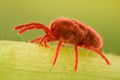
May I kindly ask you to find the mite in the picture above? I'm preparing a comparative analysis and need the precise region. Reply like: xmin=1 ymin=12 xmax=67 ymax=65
xmin=14 ymin=17 xmax=111 ymax=71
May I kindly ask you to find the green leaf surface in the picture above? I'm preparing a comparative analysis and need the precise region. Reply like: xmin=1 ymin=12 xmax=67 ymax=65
xmin=0 ymin=40 xmax=120 ymax=80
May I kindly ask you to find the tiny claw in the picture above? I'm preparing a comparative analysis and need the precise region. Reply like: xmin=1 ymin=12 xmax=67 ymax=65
xmin=29 ymin=37 xmax=42 ymax=43
xmin=14 ymin=25 xmax=25 ymax=30
xmin=44 ymin=41 xmax=49 ymax=48
xmin=74 ymin=67 xmax=77 ymax=72
xmin=52 ymin=61 xmax=56 ymax=66
xmin=39 ymin=43 xmax=43 ymax=47
xmin=29 ymin=41 xmax=34 ymax=43
xmin=29 ymin=39 xmax=38 ymax=43
xmin=45 ymin=45 xmax=49 ymax=48
xmin=17 ymin=32 xmax=21 ymax=35
xmin=13 ymin=28 xmax=16 ymax=31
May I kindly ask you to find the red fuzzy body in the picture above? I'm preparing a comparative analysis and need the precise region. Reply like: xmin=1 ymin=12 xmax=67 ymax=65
xmin=14 ymin=17 xmax=110 ymax=71
xmin=50 ymin=17 xmax=103 ymax=49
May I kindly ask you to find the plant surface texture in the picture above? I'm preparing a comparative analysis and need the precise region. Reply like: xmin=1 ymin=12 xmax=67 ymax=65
xmin=0 ymin=40 xmax=120 ymax=80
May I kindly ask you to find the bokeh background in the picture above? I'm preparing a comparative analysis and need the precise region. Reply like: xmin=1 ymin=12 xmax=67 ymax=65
xmin=0 ymin=0 xmax=120 ymax=54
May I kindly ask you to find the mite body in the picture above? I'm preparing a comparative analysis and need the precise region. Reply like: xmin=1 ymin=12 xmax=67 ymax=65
xmin=50 ymin=18 xmax=103 ymax=49
xmin=14 ymin=17 xmax=111 ymax=71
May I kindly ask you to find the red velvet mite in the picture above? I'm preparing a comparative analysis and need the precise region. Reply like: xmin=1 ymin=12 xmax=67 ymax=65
xmin=14 ymin=17 xmax=111 ymax=71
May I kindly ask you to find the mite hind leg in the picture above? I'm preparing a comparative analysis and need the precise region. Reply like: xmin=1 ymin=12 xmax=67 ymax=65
xmin=81 ymin=45 xmax=111 ymax=65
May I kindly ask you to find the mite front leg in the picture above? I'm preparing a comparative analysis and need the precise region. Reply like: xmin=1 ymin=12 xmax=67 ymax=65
xmin=38 ymin=35 xmax=48 ymax=46
xmin=29 ymin=37 xmax=42 ymax=43
xmin=30 ymin=36 xmax=46 ymax=47
xmin=52 ymin=41 xmax=62 ymax=65
xmin=43 ymin=38 xmax=49 ymax=47
xmin=14 ymin=23 xmax=51 ymax=34
xmin=42 ymin=35 xmax=57 ymax=47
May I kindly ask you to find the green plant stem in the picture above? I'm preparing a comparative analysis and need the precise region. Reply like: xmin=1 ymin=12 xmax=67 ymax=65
xmin=0 ymin=40 xmax=120 ymax=80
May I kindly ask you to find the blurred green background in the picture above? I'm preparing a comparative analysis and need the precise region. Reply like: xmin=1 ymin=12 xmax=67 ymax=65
xmin=0 ymin=0 xmax=120 ymax=54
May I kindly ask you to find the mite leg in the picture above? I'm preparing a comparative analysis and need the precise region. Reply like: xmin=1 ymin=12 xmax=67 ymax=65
xmin=14 ymin=23 xmax=51 ymax=35
xmin=44 ymin=40 xmax=49 ymax=47
xmin=38 ymin=34 xmax=52 ymax=47
xmin=17 ymin=27 xmax=35 ymax=34
xmin=43 ymin=35 xmax=58 ymax=47
xmin=74 ymin=44 xmax=79 ymax=71
xmin=30 ymin=34 xmax=56 ymax=47
xmin=93 ymin=49 xmax=111 ymax=65
xmin=29 ymin=35 xmax=47 ymax=47
xmin=43 ymin=37 xmax=49 ymax=47
xmin=29 ymin=37 xmax=42 ymax=43
xmin=83 ymin=46 xmax=111 ymax=65
xmin=52 ymin=41 xmax=62 ymax=65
